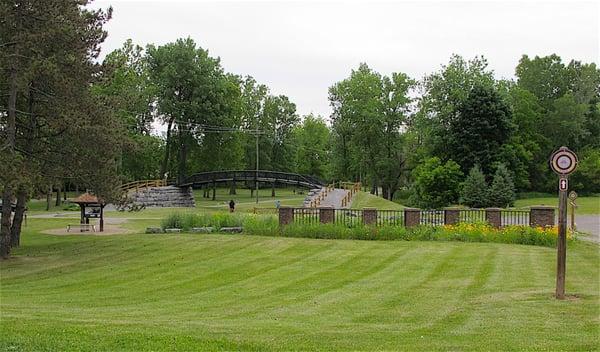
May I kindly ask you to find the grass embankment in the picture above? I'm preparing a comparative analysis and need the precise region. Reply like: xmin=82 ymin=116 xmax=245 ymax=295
xmin=351 ymin=191 xmax=405 ymax=210
xmin=1 ymin=218 xmax=598 ymax=351
xmin=514 ymin=196 xmax=600 ymax=214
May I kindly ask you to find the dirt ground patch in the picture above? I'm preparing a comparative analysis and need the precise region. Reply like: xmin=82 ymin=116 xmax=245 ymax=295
xmin=43 ymin=223 xmax=133 ymax=236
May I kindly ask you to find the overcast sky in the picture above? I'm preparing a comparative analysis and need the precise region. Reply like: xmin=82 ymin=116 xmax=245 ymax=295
xmin=92 ymin=0 xmax=599 ymax=120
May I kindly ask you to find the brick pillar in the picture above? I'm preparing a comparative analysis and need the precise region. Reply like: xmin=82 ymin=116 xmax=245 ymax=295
xmin=363 ymin=208 xmax=377 ymax=225
xmin=404 ymin=208 xmax=421 ymax=227
xmin=485 ymin=208 xmax=502 ymax=228
xmin=279 ymin=207 xmax=293 ymax=226
xmin=444 ymin=208 xmax=460 ymax=225
xmin=530 ymin=206 xmax=555 ymax=227
xmin=319 ymin=207 xmax=335 ymax=224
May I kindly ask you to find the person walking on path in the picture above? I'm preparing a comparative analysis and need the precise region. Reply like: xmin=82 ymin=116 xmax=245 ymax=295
xmin=229 ymin=200 xmax=235 ymax=213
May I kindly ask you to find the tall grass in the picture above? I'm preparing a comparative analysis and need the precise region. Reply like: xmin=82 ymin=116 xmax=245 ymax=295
xmin=160 ymin=212 xmax=566 ymax=247
xmin=161 ymin=212 xmax=243 ymax=231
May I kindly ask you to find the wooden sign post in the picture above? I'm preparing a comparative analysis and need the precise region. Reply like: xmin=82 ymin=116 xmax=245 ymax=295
xmin=549 ymin=146 xmax=578 ymax=299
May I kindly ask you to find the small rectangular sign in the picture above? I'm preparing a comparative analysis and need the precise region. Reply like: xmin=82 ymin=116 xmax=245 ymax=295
xmin=559 ymin=177 xmax=568 ymax=191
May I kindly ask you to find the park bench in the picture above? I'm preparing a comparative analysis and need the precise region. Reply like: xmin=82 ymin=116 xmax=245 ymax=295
xmin=67 ymin=224 xmax=96 ymax=232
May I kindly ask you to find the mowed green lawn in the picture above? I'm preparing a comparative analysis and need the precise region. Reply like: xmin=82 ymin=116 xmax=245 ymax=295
xmin=1 ymin=219 xmax=598 ymax=351
xmin=514 ymin=196 xmax=600 ymax=215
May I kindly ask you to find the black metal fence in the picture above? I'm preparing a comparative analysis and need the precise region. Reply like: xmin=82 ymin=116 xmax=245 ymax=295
xmin=293 ymin=208 xmax=319 ymax=225
xmin=377 ymin=210 xmax=404 ymax=226
xmin=335 ymin=209 xmax=363 ymax=227
xmin=284 ymin=207 xmax=552 ymax=229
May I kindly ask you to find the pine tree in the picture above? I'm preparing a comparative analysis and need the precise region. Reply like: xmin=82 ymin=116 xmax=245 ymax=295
xmin=488 ymin=163 xmax=516 ymax=208
xmin=460 ymin=165 xmax=489 ymax=208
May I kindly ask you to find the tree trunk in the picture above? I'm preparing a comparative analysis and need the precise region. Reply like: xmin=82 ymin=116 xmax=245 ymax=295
xmin=46 ymin=185 xmax=52 ymax=211
xmin=11 ymin=84 xmax=36 ymax=248
xmin=211 ymin=181 xmax=216 ymax=201
xmin=177 ymin=128 xmax=187 ymax=185
xmin=382 ymin=186 xmax=390 ymax=200
xmin=63 ymin=182 xmax=67 ymax=201
xmin=160 ymin=117 xmax=174 ymax=179
xmin=388 ymin=188 xmax=396 ymax=201
xmin=229 ymin=181 xmax=236 ymax=195
xmin=55 ymin=183 xmax=62 ymax=206
xmin=1 ymin=59 xmax=19 ymax=259
xmin=271 ymin=182 xmax=275 ymax=197
xmin=11 ymin=185 xmax=27 ymax=247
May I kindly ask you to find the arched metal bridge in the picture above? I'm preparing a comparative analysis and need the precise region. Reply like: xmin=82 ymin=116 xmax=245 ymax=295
xmin=178 ymin=170 xmax=326 ymax=189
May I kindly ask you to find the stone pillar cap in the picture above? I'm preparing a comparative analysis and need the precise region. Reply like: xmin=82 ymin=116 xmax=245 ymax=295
xmin=485 ymin=207 xmax=503 ymax=211
xmin=530 ymin=206 xmax=557 ymax=210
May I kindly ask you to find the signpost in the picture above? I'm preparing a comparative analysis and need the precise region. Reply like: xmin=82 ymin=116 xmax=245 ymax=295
xmin=569 ymin=191 xmax=578 ymax=232
xmin=549 ymin=146 xmax=578 ymax=299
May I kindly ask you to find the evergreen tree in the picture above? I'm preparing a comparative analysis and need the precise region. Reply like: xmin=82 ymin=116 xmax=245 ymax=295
xmin=460 ymin=166 xmax=489 ymax=208
xmin=488 ymin=164 xmax=516 ymax=208
xmin=450 ymin=83 xmax=513 ymax=175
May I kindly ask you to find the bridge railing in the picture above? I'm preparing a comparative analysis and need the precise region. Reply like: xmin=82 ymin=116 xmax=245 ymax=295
xmin=180 ymin=170 xmax=325 ymax=188
xmin=121 ymin=179 xmax=167 ymax=193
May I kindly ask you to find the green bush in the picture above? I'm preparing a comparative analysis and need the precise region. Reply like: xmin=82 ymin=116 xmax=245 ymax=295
xmin=409 ymin=157 xmax=464 ymax=209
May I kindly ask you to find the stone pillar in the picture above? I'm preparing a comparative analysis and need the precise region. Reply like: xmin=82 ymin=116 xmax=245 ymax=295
xmin=404 ymin=208 xmax=421 ymax=227
xmin=363 ymin=208 xmax=377 ymax=225
xmin=530 ymin=206 xmax=555 ymax=227
xmin=444 ymin=208 xmax=460 ymax=225
xmin=485 ymin=208 xmax=502 ymax=228
xmin=319 ymin=207 xmax=335 ymax=224
xmin=279 ymin=207 xmax=293 ymax=226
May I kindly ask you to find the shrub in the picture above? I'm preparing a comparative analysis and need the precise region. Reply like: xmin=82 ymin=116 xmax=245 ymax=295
xmin=409 ymin=157 xmax=464 ymax=209
xmin=460 ymin=165 xmax=489 ymax=208
xmin=488 ymin=163 xmax=516 ymax=207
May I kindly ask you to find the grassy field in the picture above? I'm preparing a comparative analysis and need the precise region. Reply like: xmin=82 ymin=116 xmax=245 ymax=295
xmin=1 ymin=218 xmax=598 ymax=351
xmin=514 ymin=196 xmax=600 ymax=215
xmin=351 ymin=191 xmax=405 ymax=210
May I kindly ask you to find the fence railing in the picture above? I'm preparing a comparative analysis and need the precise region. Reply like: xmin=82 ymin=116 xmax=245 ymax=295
xmin=121 ymin=179 xmax=168 ymax=193
xmin=293 ymin=208 xmax=320 ymax=225
xmin=376 ymin=210 xmax=404 ymax=227
xmin=501 ymin=209 xmax=530 ymax=227
xmin=279 ymin=206 xmax=555 ymax=229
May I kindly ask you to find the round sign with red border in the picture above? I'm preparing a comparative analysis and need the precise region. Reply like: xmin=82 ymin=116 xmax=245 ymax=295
xmin=550 ymin=147 xmax=578 ymax=175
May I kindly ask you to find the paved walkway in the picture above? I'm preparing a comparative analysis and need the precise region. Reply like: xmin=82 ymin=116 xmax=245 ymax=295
xmin=319 ymin=188 xmax=351 ymax=209
xmin=576 ymin=215 xmax=599 ymax=243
